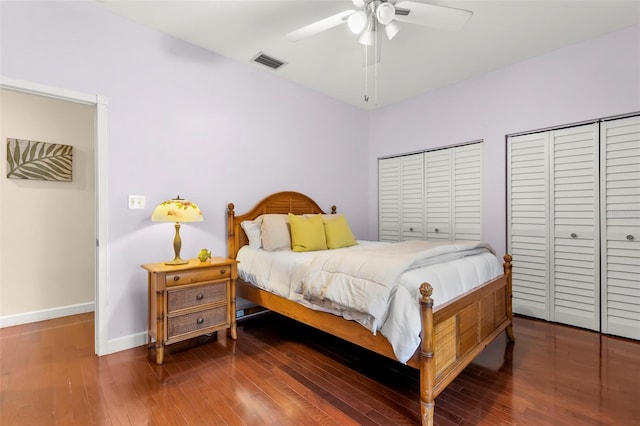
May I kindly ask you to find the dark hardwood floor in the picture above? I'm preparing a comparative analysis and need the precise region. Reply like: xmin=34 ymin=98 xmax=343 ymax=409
xmin=1 ymin=312 xmax=639 ymax=425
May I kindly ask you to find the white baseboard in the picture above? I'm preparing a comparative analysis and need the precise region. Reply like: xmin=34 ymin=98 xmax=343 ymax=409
xmin=107 ymin=331 xmax=148 ymax=355
xmin=0 ymin=302 xmax=148 ymax=356
xmin=0 ymin=302 xmax=95 ymax=328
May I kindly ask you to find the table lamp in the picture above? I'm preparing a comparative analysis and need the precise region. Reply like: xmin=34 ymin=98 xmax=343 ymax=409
xmin=151 ymin=195 xmax=203 ymax=265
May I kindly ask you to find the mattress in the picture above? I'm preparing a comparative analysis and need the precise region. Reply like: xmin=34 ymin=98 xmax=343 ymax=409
xmin=236 ymin=240 xmax=502 ymax=363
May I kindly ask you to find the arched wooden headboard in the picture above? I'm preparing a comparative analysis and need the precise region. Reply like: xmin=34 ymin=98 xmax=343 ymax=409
xmin=226 ymin=191 xmax=336 ymax=259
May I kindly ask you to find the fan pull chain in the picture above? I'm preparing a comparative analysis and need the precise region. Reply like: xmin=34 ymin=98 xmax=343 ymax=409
xmin=363 ymin=21 xmax=379 ymax=105
xmin=374 ymin=29 xmax=378 ymax=106
xmin=364 ymin=43 xmax=369 ymax=102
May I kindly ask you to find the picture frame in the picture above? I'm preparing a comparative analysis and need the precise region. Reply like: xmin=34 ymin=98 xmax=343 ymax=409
xmin=6 ymin=138 xmax=73 ymax=182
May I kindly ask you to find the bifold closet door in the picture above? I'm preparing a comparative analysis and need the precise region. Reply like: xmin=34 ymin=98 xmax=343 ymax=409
xmin=508 ymin=123 xmax=599 ymax=330
xmin=425 ymin=149 xmax=451 ymax=240
xmin=600 ymin=116 xmax=640 ymax=340
xmin=400 ymin=154 xmax=425 ymax=240
xmin=423 ymin=143 xmax=483 ymax=241
xmin=379 ymin=144 xmax=483 ymax=243
xmin=378 ymin=153 xmax=425 ymax=242
xmin=549 ymin=124 xmax=599 ymax=331
xmin=452 ymin=143 xmax=482 ymax=240
xmin=379 ymin=157 xmax=401 ymax=242
xmin=507 ymin=132 xmax=549 ymax=320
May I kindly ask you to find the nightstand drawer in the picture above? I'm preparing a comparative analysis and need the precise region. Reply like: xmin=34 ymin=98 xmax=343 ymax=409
xmin=165 ymin=265 xmax=231 ymax=286
xmin=167 ymin=282 xmax=227 ymax=313
xmin=167 ymin=306 xmax=227 ymax=339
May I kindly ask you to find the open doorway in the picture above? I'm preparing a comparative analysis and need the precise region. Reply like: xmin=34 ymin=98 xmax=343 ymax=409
xmin=0 ymin=77 xmax=108 ymax=355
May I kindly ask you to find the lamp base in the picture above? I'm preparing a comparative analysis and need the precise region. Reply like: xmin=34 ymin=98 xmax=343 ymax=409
xmin=165 ymin=257 xmax=189 ymax=265
xmin=166 ymin=223 xmax=188 ymax=265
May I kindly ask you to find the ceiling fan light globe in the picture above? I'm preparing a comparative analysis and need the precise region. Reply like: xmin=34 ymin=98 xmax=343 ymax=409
xmin=347 ymin=11 xmax=368 ymax=34
xmin=376 ymin=2 xmax=396 ymax=25
xmin=385 ymin=21 xmax=400 ymax=40
xmin=359 ymin=29 xmax=375 ymax=46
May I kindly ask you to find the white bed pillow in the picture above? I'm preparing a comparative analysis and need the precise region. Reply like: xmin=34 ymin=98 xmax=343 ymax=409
xmin=261 ymin=214 xmax=291 ymax=251
xmin=240 ymin=217 xmax=263 ymax=249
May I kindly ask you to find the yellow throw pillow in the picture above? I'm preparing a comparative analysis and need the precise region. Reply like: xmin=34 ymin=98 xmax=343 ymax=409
xmin=323 ymin=214 xmax=357 ymax=249
xmin=288 ymin=213 xmax=328 ymax=252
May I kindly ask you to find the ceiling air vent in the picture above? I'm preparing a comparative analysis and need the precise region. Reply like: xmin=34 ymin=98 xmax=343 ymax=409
xmin=252 ymin=52 xmax=286 ymax=70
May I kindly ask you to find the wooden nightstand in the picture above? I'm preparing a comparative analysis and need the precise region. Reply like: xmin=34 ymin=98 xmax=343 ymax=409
xmin=141 ymin=257 xmax=238 ymax=364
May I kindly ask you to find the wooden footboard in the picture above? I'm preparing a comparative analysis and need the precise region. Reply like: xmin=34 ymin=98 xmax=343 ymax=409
xmin=235 ymin=257 xmax=513 ymax=425
xmin=227 ymin=192 xmax=514 ymax=426
xmin=416 ymin=254 xmax=514 ymax=424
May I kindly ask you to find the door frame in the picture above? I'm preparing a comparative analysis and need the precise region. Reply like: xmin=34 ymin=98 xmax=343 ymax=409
xmin=1 ymin=76 xmax=109 ymax=355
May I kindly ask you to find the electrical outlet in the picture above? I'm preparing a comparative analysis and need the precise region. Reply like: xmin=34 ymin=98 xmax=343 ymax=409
xmin=128 ymin=195 xmax=145 ymax=209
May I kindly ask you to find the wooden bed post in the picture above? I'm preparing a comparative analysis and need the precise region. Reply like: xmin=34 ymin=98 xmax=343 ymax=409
xmin=503 ymin=254 xmax=515 ymax=342
xmin=419 ymin=282 xmax=435 ymax=426
xmin=227 ymin=203 xmax=236 ymax=259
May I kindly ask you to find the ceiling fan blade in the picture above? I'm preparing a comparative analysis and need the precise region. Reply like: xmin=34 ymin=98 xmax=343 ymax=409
xmin=285 ymin=10 xmax=356 ymax=42
xmin=394 ymin=1 xmax=472 ymax=31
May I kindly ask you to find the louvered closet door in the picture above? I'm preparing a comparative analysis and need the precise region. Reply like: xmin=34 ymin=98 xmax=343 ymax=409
xmin=379 ymin=157 xmax=401 ymax=242
xmin=452 ymin=143 xmax=482 ymax=240
xmin=425 ymin=149 xmax=451 ymax=240
xmin=508 ymin=133 xmax=549 ymax=320
xmin=600 ymin=116 xmax=640 ymax=340
xmin=400 ymin=154 xmax=425 ymax=240
xmin=550 ymin=124 xmax=599 ymax=330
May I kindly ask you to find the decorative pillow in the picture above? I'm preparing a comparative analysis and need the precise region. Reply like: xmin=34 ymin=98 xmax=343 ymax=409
xmin=261 ymin=214 xmax=291 ymax=251
xmin=240 ymin=217 xmax=262 ymax=249
xmin=323 ymin=214 xmax=357 ymax=249
xmin=288 ymin=213 xmax=328 ymax=252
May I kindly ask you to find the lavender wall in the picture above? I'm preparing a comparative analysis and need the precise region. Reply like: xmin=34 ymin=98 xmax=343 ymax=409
xmin=1 ymin=1 xmax=368 ymax=342
xmin=2 ymin=1 xmax=638 ymax=350
xmin=368 ymin=24 xmax=640 ymax=255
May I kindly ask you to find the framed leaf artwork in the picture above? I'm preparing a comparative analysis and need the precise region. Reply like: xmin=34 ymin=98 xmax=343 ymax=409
xmin=6 ymin=138 xmax=73 ymax=182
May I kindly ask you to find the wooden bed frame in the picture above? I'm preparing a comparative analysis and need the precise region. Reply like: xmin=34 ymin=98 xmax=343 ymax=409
xmin=227 ymin=191 xmax=514 ymax=425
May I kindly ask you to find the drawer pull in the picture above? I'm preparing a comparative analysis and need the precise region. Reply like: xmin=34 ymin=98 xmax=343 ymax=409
xmin=196 ymin=317 xmax=204 ymax=325
xmin=219 ymin=269 xmax=226 ymax=275
xmin=435 ymin=228 xmax=439 ymax=233
xmin=570 ymin=233 xmax=577 ymax=238
xmin=409 ymin=227 xmax=414 ymax=232
xmin=173 ymin=275 xmax=180 ymax=282
xmin=196 ymin=293 xmax=204 ymax=301
xmin=627 ymin=235 xmax=635 ymax=241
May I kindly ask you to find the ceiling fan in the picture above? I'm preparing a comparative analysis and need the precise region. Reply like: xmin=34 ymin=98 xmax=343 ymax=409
xmin=285 ymin=0 xmax=473 ymax=45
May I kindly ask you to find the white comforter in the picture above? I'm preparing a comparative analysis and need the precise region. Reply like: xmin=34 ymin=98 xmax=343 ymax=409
xmin=237 ymin=240 xmax=502 ymax=363
xmin=301 ymin=240 xmax=494 ymax=330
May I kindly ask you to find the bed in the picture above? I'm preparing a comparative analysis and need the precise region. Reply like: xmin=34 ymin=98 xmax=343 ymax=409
xmin=227 ymin=191 xmax=514 ymax=425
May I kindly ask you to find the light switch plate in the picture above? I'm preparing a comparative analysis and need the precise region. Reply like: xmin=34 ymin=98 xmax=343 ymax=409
xmin=128 ymin=195 xmax=145 ymax=209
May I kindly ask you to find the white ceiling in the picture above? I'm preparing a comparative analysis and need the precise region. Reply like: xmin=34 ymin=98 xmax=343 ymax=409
xmin=90 ymin=0 xmax=640 ymax=110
